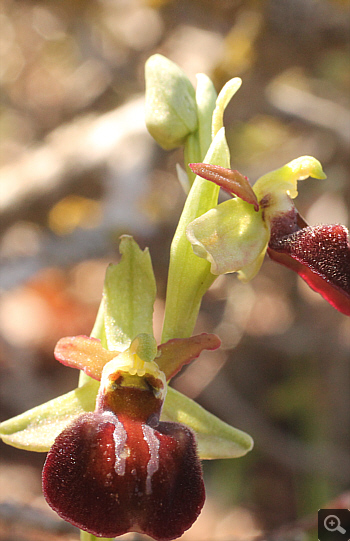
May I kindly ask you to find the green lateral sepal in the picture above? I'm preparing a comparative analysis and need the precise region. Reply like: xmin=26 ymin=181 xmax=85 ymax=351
xmin=162 ymin=386 xmax=253 ymax=459
xmin=0 ymin=378 xmax=99 ymax=452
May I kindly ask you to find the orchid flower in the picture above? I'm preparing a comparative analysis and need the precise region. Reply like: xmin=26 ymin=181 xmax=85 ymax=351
xmin=43 ymin=333 xmax=206 ymax=541
xmin=186 ymin=160 xmax=350 ymax=316
xmin=0 ymin=236 xmax=253 ymax=541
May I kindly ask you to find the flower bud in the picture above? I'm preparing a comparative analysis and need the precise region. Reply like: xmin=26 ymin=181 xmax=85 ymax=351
xmin=145 ymin=54 xmax=198 ymax=150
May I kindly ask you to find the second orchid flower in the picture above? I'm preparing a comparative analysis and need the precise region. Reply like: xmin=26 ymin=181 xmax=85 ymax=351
xmin=187 ymin=156 xmax=350 ymax=315
xmin=186 ymin=158 xmax=350 ymax=316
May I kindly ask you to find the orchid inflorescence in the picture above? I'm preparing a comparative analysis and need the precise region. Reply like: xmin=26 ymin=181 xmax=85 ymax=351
xmin=1 ymin=54 xmax=349 ymax=541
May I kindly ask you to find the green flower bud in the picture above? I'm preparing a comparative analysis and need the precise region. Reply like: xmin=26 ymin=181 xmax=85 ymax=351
xmin=145 ymin=54 xmax=198 ymax=150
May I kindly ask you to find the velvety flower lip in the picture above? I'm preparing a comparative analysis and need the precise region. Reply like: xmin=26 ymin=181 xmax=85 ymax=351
xmin=43 ymin=410 xmax=205 ymax=541
xmin=42 ymin=337 xmax=206 ymax=541
xmin=268 ymin=209 xmax=350 ymax=316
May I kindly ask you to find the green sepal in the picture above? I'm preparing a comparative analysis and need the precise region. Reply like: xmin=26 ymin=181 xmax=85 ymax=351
xmin=0 ymin=379 xmax=254 ymax=460
xmin=80 ymin=532 xmax=113 ymax=541
xmin=186 ymin=197 xmax=269 ymax=277
xmin=162 ymin=386 xmax=253 ymax=459
xmin=145 ymin=54 xmax=198 ymax=150
xmin=0 ymin=379 xmax=99 ymax=452
xmin=103 ymin=236 xmax=157 ymax=350
xmin=254 ymin=155 xmax=327 ymax=222
xmin=90 ymin=297 xmax=107 ymax=348
xmin=195 ymin=73 xmax=217 ymax=159
xmin=212 ymin=77 xmax=242 ymax=138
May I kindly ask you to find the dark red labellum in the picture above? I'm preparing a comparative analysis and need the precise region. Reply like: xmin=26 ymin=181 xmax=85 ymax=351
xmin=42 ymin=410 xmax=205 ymax=540
xmin=268 ymin=213 xmax=350 ymax=316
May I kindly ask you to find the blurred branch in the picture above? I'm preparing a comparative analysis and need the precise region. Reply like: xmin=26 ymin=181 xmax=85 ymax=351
xmin=0 ymin=96 xmax=146 ymax=228
xmin=267 ymin=81 xmax=350 ymax=149
xmin=0 ymin=96 xmax=157 ymax=290
xmin=0 ymin=229 xmax=110 ymax=290
xmin=0 ymin=501 xmax=145 ymax=541
xmin=0 ymin=501 xmax=78 ymax=541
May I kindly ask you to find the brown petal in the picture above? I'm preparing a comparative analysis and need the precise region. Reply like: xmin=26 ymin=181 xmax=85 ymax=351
xmin=54 ymin=336 xmax=117 ymax=380
xmin=189 ymin=163 xmax=259 ymax=211
xmin=157 ymin=333 xmax=221 ymax=380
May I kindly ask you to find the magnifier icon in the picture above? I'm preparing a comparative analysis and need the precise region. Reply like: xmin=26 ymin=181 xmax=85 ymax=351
xmin=324 ymin=515 xmax=346 ymax=534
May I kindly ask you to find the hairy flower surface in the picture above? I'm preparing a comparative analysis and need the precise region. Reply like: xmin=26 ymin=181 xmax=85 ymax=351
xmin=43 ymin=335 xmax=205 ymax=540
xmin=268 ymin=213 xmax=350 ymax=315
xmin=187 ymin=159 xmax=350 ymax=316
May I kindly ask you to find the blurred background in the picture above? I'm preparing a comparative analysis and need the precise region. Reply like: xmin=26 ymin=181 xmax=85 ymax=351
xmin=0 ymin=0 xmax=349 ymax=540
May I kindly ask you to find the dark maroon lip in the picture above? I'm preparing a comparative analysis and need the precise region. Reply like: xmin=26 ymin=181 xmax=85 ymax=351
xmin=268 ymin=216 xmax=350 ymax=316
xmin=42 ymin=380 xmax=205 ymax=540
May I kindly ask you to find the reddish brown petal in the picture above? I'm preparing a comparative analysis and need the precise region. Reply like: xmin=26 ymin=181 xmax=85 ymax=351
xmin=268 ymin=223 xmax=350 ymax=316
xmin=157 ymin=333 xmax=221 ymax=380
xmin=54 ymin=336 xmax=117 ymax=380
xmin=189 ymin=163 xmax=259 ymax=211
xmin=43 ymin=412 xmax=204 ymax=541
